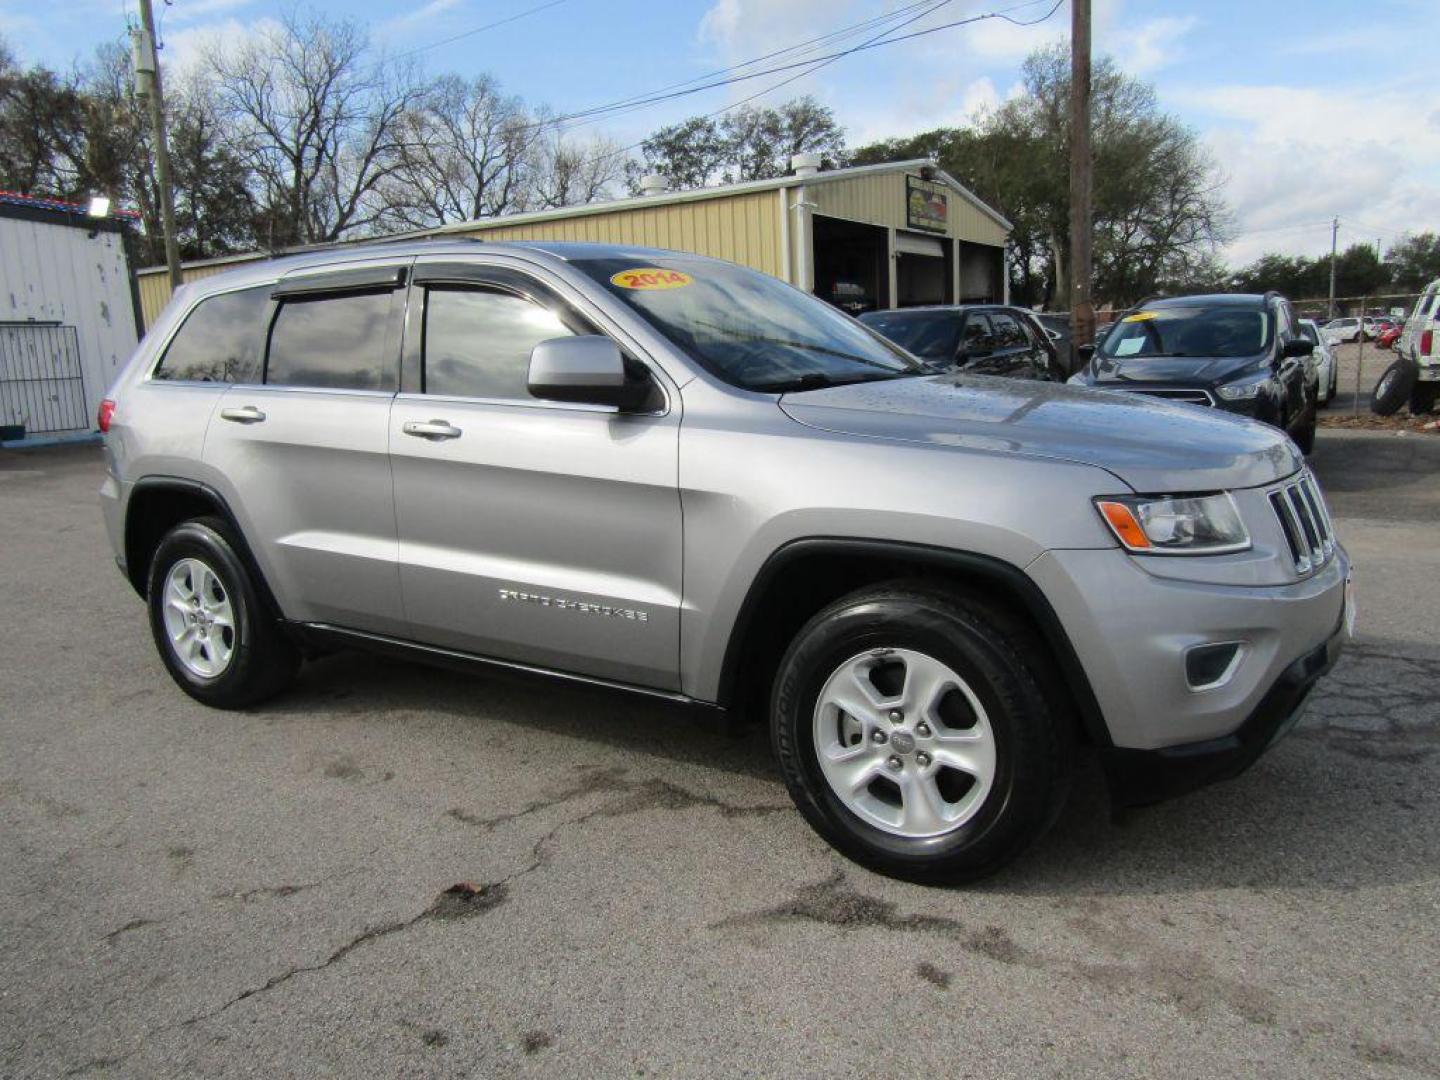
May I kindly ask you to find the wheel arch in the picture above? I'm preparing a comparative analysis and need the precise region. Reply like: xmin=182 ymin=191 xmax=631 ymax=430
xmin=123 ymin=477 xmax=283 ymax=619
xmin=715 ymin=537 xmax=1111 ymax=748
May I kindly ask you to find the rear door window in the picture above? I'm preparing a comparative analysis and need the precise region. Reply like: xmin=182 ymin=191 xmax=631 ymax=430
xmin=265 ymin=290 xmax=399 ymax=391
xmin=960 ymin=313 xmax=995 ymax=350
xmin=987 ymin=310 xmax=1029 ymax=348
xmin=153 ymin=285 xmax=271 ymax=384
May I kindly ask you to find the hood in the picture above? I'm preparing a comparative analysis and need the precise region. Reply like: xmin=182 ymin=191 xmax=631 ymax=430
xmin=779 ymin=374 xmax=1301 ymax=493
xmin=1089 ymin=353 xmax=1261 ymax=385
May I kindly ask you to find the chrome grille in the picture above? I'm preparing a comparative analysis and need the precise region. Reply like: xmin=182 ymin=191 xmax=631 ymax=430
xmin=1115 ymin=387 xmax=1216 ymax=407
xmin=1269 ymin=472 xmax=1335 ymax=575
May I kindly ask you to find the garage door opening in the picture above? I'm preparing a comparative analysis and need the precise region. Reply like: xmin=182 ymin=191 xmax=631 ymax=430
xmin=959 ymin=241 xmax=1005 ymax=303
xmin=814 ymin=216 xmax=888 ymax=316
xmin=895 ymin=232 xmax=950 ymax=307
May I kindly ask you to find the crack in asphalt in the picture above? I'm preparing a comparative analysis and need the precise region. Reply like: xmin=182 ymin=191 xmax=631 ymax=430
xmin=102 ymin=917 xmax=157 ymax=943
xmin=156 ymin=771 xmax=789 ymax=1041
xmin=447 ymin=766 xmax=790 ymax=832
xmin=181 ymin=882 xmax=509 ymax=1030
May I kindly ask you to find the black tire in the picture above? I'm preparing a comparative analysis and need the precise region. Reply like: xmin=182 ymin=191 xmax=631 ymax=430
xmin=146 ymin=516 xmax=299 ymax=708
xmin=771 ymin=582 xmax=1071 ymax=884
xmin=1371 ymin=360 xmax=1416 ymax=416
xmin=1410 ymin=383 xmax=1439 ymax=416
xmin=1292 ymin=405 xmax=1317 ymax=454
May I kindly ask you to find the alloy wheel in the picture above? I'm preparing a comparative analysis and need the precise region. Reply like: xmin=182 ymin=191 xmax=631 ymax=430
xmin=161 ymin=557 xmax=236 ymax=678
xmin=812 ymin=648 xmax=996 ymax=838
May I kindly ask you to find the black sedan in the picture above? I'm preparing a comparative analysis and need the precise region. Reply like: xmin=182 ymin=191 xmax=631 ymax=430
xmin=1069 ymin=293 xmax=1319 ymax=452
xmin=858 ymin=305 xmax=1065 ymax=382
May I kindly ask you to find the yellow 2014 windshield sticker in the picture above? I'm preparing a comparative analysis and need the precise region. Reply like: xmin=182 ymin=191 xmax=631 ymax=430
xmin=1123 ymin=311 xmax=1158 ymax=322
xmin=611 ymin=268 xmax=693 ymax=290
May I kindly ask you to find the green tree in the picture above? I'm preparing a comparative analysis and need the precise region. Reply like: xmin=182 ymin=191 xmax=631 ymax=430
xmin=1384 ymin=232 xmax=1440 ymax=292
xmin=850 ymin=45 xmax=1229 ymax=309
xmin=627 ymin=96 xmax=845 ymax=191
xmin=1232 ymin=244 xmax=1391 ymax=301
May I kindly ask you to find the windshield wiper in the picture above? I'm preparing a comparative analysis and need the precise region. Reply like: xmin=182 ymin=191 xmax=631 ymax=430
xmin=751 ymin=372 xmax=900 ymax=393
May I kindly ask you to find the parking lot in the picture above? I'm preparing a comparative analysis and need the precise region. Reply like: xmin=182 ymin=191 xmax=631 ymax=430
xmin=2 ymin=430 xmax=1437 ymax=1079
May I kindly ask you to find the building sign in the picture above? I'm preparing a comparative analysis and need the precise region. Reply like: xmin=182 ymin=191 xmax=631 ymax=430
xmin=906 ymin=177 xmax=949 ymax=234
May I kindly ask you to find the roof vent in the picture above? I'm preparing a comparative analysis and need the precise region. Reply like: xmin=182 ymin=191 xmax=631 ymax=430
xmin=791 ymin=153 xmax=822 ymax=177
xmin=639 ymin=173 xmax=669 ymax=196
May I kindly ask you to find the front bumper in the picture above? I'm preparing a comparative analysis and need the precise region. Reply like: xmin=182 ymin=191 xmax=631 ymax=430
xmin=1031 ymin=544 xmax=1349 ymax=751
xmin=1098 ymin=618 xmax=1345 ymax=806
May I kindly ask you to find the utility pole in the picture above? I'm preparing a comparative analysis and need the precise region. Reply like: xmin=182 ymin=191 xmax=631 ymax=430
xmin=132 ymin=0 xmax=182 ymax=290
xmin=1068 ymin=0 xmax=1094 ymax=347
xmin=1327 ymin=217 xmax=1338 ymax=319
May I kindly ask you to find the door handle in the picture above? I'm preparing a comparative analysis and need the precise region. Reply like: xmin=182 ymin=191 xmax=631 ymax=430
xmin=220 ymin=405 xmax=266 ymax=424
xmin=403 ymin=419 xmax=462 ymax=441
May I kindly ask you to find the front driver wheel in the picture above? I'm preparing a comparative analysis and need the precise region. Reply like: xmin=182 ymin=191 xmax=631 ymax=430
xmin=147 ymin=517 xmax=299 ymax=708
xmin=771 ymin=583 xmax=1070 ymax=884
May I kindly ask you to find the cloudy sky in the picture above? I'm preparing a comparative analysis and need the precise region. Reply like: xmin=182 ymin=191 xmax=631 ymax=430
xmin=3 ymin=0 xmax=1436 ymax=267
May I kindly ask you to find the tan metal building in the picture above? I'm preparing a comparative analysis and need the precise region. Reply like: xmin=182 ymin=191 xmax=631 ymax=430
xmin=135 ymin=158 xmax=1011 ymax=329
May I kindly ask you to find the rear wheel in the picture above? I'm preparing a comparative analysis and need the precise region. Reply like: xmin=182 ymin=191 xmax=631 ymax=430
xmin=1371 ymin=360 xmax=1416 ymax=416
xmin=147 ymin=517 xmax=298 ymax=708
xmin=771 ymin=583 xmax=1070 ymax=884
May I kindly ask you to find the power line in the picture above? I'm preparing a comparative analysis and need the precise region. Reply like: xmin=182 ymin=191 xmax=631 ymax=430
xmin=540 ymin=0 xmax=1063 ymax=137
xmin=396 ymin=0 xmax=573 ymax=60
xmin=552 ymin=0 xmax=960 ymax=123
xmin=581 ymin=0 xmax=1064 ymax=166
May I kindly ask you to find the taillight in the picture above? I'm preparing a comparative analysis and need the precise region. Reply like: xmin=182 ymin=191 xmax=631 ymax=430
xmin=1423 ymin=330 xmax=1434 ymax=356
xmin=97 ymin=398 xmax=116 ymax=433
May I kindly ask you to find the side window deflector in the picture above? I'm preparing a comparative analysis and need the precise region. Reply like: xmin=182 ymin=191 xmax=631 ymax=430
xmin=272 ymin=265 xmax=408 ymax=299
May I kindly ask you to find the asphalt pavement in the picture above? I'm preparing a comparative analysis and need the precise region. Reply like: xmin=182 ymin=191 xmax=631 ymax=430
xmin=1 ymin=433 xmax=1437 ymax=1079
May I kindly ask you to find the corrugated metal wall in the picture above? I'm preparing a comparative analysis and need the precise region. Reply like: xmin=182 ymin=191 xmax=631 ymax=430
xmin=0 ymin=215 xmax=140 ymax=428
xmin=445 ymin=191 xmax=784 ymax=277
xmin=135 ymin=192 xmax=784 ymax=327
xmin=810 ymin=170 xmax=1009 ymax=247
xmin=132 ymin=169 xmax=1012 ymax=324
xmin=137 ymin=257 xmax=262 ymax=329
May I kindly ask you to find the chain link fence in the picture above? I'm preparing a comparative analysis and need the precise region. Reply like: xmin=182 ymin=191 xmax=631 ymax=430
xmin=1289 ymin=293 xmax=1429 ymax=417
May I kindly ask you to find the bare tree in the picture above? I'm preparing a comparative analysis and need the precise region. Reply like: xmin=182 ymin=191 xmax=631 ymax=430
xmin=205 ymin=10 xmax=420 ymax=247
xmin=378 ymin=73 xmax=542 ymax=229
xmin=525 ymin=132 xmax=625 ymax=210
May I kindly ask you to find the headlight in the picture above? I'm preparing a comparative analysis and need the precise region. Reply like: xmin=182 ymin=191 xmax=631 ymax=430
xmin=1215 ymin=373 xmax=1268 ymax=401
xmin=1095 ymin=493 xmax=1250 ymax=554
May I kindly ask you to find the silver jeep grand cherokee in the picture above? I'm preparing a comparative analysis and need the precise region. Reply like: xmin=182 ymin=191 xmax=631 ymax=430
xmin=99 ymin=241 xmax=1352 ymax=883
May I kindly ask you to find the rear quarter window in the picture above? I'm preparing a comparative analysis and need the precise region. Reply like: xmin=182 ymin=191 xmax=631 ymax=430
xmin=152 ymin=286 xmax=271 ymax=383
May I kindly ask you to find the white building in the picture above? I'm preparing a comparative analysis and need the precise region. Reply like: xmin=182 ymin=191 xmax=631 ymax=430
xmin=0 ymin=192 xmax=142 ymax=443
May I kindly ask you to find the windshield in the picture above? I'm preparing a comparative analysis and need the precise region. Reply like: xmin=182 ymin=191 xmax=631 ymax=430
xmin=857 ymin=311 xmax=960 ymax=362
xmin=572 ymin=255 xmax=924 ymax=391
xmin=1299 ymin=322 xmax=1319 ymax=345
xmin=1098 ymin=306 xmax=1271 ymax=359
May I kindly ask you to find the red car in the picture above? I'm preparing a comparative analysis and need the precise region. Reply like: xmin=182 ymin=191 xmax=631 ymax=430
xmin=1378 ymin=324 xmax=1402 ymax=349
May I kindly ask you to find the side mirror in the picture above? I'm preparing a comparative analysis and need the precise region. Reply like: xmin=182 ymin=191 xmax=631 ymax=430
xmin=1282 ymin=338 xmax=1314 ymax=359
xmin=1077 ymin=343 xmax=1097 ymax=361
xmin=528 ymin=336 xmax=652 ymax=411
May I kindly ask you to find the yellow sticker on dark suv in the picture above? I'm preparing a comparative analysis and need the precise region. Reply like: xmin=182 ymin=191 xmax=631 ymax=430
xmin=610 ymin=268 xmax=693 ymax=290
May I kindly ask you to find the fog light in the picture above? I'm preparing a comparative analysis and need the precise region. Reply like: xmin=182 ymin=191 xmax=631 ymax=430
xmin=1185 ymin=642 xmax=1243 ymax=690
